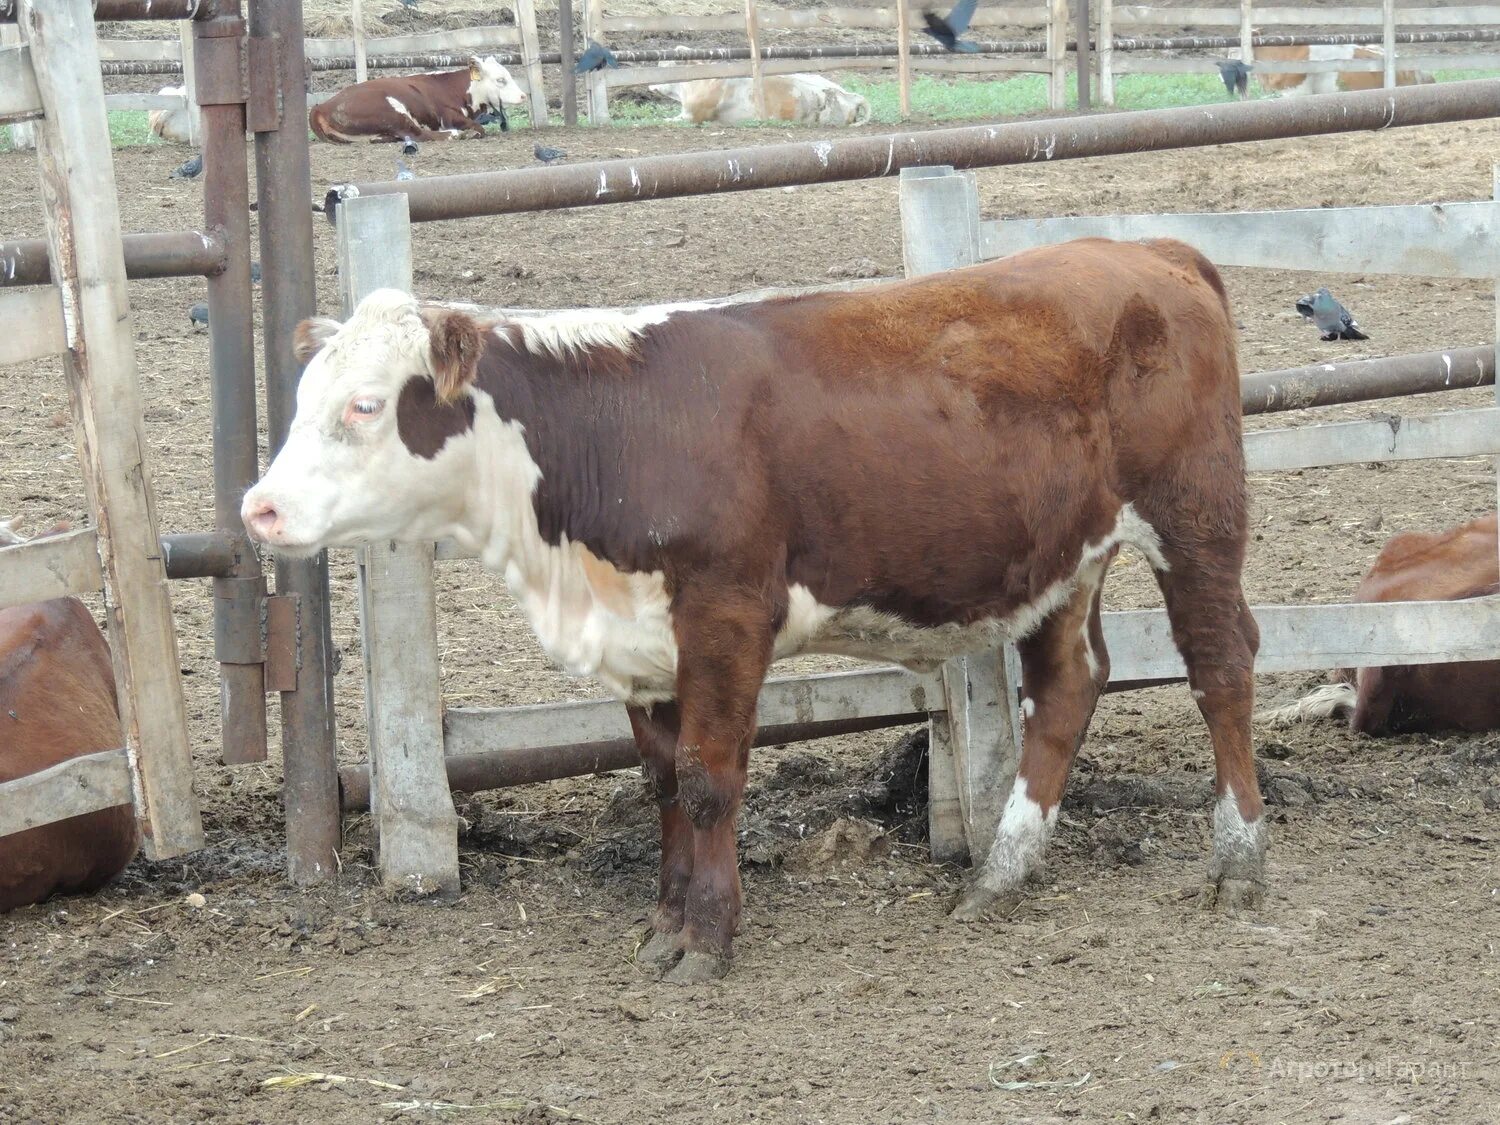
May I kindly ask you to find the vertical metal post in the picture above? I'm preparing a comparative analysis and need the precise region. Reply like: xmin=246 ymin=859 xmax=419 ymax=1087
xmin=1075 ymin=0 xmax=1091 ymax=111
xmin=1098 ymin=0 xmax=1113 ymax=105
xmin=195 ymin=0 xmax=268 ymax=765
xmin=250 ymin=0 xmax=341 ymax=884
xmin=896 ymin=0 xmax=912 ymax=119
xmin=559 ymin=0 xmax=577 ymax=126
xmin=350 ymin=0 xmax=367 ymax=84
xmin=1383 ymin=0 xmax=1397 ymax=88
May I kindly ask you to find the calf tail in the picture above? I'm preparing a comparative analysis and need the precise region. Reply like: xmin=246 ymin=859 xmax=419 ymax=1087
xmin=1256 ymin=681 xmax=1356 ymax=726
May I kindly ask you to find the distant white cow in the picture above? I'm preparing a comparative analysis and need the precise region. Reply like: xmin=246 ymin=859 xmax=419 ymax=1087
xmin=650 ymin=73 xmax=870 ymax=126
xmin=148 ymin=85 xmax=193 ymax=145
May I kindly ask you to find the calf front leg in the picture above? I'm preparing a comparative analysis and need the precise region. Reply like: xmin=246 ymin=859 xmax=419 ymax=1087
xmin=660 ymin=593 xmax=773 ymax=985
xmin=626 ymin=703 xmax=693 ymax=969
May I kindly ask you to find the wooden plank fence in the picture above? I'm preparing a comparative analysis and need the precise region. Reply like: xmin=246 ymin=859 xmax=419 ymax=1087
xmin=0 ymin=0 xmax=202 ymax=860
xmin=336 ymin=157 xmax=1500 ymax=887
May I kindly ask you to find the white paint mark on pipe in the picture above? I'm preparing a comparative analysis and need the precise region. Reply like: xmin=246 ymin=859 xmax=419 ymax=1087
xmin=1443 ymin=352 xmax=1453 ymax=384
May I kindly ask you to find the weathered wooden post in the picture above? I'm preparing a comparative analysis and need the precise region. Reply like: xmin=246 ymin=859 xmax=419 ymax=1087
xmin=745 ymin=0 xmax=767 ymax=119
xmin=337 ymin=192 xmax=460 ymax=897
xmin=177 ymin=23 xmax=202 ymax=146
xmin=350 ymin=0 xmax=368 ymax=84
xmin=898 ymin=165 xmax=1025 ymax=865
xmin=514 ymin=0 xmax=551 ymax=128
xmin=1047 ymin=0 xmax=1070 ymax=110
xmin=581 ymin=0 xmax=610 ymax=123
xmin=1383 ymin=0 xmax=1398 ymax=89
xmin=896 ymin=0 xmax=912 ymax=119
xmin=1098 ymin=0 xmax=1114 ymax=105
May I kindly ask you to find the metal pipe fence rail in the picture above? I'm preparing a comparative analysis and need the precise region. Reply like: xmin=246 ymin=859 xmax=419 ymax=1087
xmin=334 ymin=79 xmax=1500 ymax=223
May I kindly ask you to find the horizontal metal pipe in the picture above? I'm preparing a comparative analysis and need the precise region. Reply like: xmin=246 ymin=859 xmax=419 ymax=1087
xmin=0 ymin=229 xmax=224 ymax=287
xmin=1243 ymin=346 xmax=1494 ymax=415
xmin=159 ymin=531 xmax=241 ymax=579
xmin=341 ymin=80 xmax=1500 ymax=223
xmin=338 ymin=711 xmax=926 ymax=809
xmin=95 ymin=27 xmax=1500 ymax=77
xmin=1 ymin=0 xmax=210 ymax=20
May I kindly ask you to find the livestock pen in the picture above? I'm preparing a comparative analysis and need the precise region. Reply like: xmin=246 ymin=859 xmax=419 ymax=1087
xmin=2 ymin=1 xmax=1499 ymax=1117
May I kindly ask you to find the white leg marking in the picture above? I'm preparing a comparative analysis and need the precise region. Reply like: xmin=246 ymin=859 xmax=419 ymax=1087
xmin=971 ymin=778 xmax=1057 ymax=896
xmin=1020 ymin=696 xmax=1036 ymax=719
xmin=1210 ymin=785 xmax=1266 ymax=883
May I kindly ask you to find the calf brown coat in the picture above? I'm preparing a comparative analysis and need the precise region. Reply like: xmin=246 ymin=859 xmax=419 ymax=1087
xmin=1 ymin=598 xmax=139 ymax=912
xmin=310 ymin=69 xmax=488 ymax=144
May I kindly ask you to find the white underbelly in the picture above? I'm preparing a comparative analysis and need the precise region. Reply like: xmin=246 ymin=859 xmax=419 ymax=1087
xmin=504 ymin=504 xmax=1164 ymax=706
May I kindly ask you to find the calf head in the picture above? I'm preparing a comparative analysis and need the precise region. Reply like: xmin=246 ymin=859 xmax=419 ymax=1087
xmin=468 ymin=56 xmax=526 ymax=111
xmin=242 ymin=291 xmax=490 ymax=556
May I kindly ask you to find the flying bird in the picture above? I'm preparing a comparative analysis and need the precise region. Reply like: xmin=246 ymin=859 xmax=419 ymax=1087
xmin=188 ymin=301 xmax=208 ymax=328
xmin=575 ymin=40 xmax=620 ymax=73
xmin=922 ymin=0 xmax=982 ymax=53
xmin=533 ymin=144 xmax=567 ymax=164
xmin=170 ymin=152 xmax=203 ymax=180
xmin=1217 ymin=59 xmax=1250 ymax=99
xmin=395 ymin=159 xmax=415 ymax=181
xmin=1296 ymin=287 xmax=1369 ymax=341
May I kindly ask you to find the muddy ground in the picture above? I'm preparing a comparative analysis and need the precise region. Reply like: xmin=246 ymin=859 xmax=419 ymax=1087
xmin=2 ymin=100 xmax=1499 ymax=1124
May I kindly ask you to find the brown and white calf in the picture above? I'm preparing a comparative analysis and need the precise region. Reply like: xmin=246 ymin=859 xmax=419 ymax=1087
xmin=309 ymin=56 xmax=525 ymax=144
xmin=243 ymin=238 xmax=1265 ymax=982
xmin=649 ymin=73 xmax=870 ymax=126
xmin=0 ymin=536 xmax=139 ymax=910
xmin=1254 ymin=45 xmax=1432 ymax=97
xmin=1264 ymin=513 xmax=1500 ymax=734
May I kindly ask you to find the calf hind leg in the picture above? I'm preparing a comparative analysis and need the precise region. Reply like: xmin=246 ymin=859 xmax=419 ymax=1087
xmin=1153 ymin=540 xmax=1267 ymax=910
xmin=953 ymin=551 xmax=1115 ymax=921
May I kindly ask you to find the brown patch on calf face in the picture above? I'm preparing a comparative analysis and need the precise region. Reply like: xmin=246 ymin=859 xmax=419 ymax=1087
xmin=396 ymin=375 xmax=476 ymax=459
xmin=422 ymin=308 xmax=487 ymax=403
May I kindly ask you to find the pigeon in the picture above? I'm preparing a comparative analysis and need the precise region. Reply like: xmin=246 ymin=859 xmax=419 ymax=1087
xmin=474 ymin=105 xmax=510 ymax=132
xmin=1217 ymin=59 xmax=1250 ymax=99
xmin=395 ymin=159 xmax=415 ymax=181
xmin=170 ymin=152 xmax=203 ymax=180
xmin=250 ymin=260 xmax=261 ymax=285
xmin=533 ymin=144 xmax=567 ymax=164
xmin=400 ymin=140 xmax=419 ymax=156
xmin=922 ymin=0 xmax=982 ymax=53
xmin=1296 ymin=287 xmax=1369 ymax=341
xmin=575 ymin=40 xmax=620 ymax=73
xmin=189 ymin=301 xmax=209 ymax=328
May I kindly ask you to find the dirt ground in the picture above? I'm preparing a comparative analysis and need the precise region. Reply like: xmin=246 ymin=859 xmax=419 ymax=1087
xmin=3 ymin=97 xmax=1500 ymax=1124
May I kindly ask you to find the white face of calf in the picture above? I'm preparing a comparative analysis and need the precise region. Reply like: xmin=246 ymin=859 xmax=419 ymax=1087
xmin=242 ymin=290 xmax=486 ymax=556
xmin=468 ymin=56 xmax=526 ymax=110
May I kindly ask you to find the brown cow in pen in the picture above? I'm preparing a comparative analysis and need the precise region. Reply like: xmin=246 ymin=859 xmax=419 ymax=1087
xmin=242 ymin=238 xmax=1265 ymax=983
xmin=309 ymin=56 xmax=526 ymax=144
xmin=1262 ymin=512 xmax=1500 ymax=735
xmin=1 ymin=529 xmax=139 ymax=911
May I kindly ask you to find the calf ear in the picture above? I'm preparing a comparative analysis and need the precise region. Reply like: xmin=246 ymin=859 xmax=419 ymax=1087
xmin=294 ymin=317 xmax=341 ymax=365
xmin=424 ymin=309 xmax=485 ymax=403
xmin=468 ymin=56 xmax=482 ymax=81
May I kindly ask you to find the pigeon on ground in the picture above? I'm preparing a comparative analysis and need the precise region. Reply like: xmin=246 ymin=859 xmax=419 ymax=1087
xmin=922 ymin=0 xmax=982 ymax=53
xmin=395 ymin=159 xmax=415 ymax=181
xmin=170 ymin=152 xmax=203 ymax=180
xmin=575 ymin=40 xmax=620 ymax=73
xmin=1217 ymin=59 xmax=1250 ymax=99
xmin=250 ymin=260 xmax=261 ymax=285
xmin=533 ymin=144 xmax=566 ymax=164
xmin=474 ymin=106 xmax=510 ymax=132
xmin=1296 ymin=287 xmax=1369 ymax=341
xmin=400 ymin=140 xmax=419 ymax=156
xmin=189 ymin=301 xmax=208 ymax=328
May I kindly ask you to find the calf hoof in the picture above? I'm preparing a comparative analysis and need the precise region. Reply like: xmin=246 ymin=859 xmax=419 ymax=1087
xmin=949 ymin=883 xmax=1023 ymax=923
xmin=634 ymin=929 xmax=681 ymax=970
xmin=1198 ymin=876 xmax=1265 ymax=913
xmin=661 ymin=949 xmax=731 ymax=985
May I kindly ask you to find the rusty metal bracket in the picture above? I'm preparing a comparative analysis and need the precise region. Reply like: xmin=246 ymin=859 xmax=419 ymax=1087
xmin=246 ymin=35 xmax=281 ymax=133
xmin=192 ymin=32 xmax=245 ymax=107
xmin=263 ymin=593 xmax=300 ymax=692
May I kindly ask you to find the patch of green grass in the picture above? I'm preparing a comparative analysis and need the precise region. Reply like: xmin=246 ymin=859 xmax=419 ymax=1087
xmin=108 ymin=110 xmax=155 ymax=147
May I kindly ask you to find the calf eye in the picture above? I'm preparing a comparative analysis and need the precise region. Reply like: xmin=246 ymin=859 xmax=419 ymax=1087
xmin=350 ymin=397 xmax=384 ymax=419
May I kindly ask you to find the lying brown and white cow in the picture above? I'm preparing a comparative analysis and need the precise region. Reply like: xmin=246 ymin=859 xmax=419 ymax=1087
xmin=1262 ymin=513 xmax=1499 ymax=734
xmin=243 ymin=238 xmax=1265 ymax=982
xmin=1 ymin=529 xmax=139 ymax=911
xmin=148 ymin=85 xmax=193 ymax=145
xmin=309 ymin=56 xmax=525 ymax=144
xmin=1254 ymin=45 xmax=1433 ymax=97
xmin=650 ymin=73 xmax=870 ymax=126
